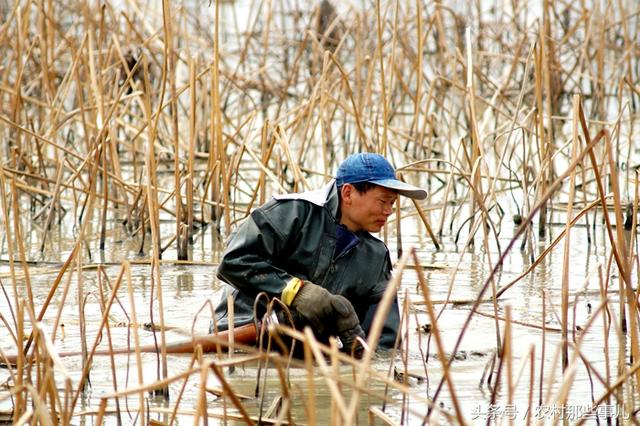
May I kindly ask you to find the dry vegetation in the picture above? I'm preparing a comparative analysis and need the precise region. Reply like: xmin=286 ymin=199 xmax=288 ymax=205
xmin=1 ymin=0 xmax=640 ymax=424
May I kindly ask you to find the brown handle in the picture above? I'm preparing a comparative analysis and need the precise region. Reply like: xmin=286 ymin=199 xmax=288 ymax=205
xmin=1 ymin=322 xmax=259 ymax=366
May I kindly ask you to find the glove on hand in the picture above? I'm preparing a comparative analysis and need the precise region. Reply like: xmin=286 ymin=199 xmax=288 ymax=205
xmin=290 ymin=282 xmax=365 ymax=356
xmin=290 ymin=282 xmax=335 ymax=335
xmin=331 ymin=294 xmax=365 ymax=358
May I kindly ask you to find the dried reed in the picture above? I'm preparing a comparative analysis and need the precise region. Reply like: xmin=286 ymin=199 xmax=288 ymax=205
xmin=1 ymin=0 xmax=639 ymax=424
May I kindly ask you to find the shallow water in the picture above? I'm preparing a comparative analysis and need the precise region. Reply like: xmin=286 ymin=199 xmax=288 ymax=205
xmin=1 ymin=197 xmax=637 ymax=424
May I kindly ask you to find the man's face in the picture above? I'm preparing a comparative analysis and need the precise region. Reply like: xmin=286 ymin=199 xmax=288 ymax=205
xmin=339 ymin=184 xmax=398 ymax=232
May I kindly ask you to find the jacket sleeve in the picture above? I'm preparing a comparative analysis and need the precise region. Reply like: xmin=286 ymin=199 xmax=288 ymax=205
xmin=360 ymin=251 xmax=400 ymax=349
xmin=216 ymin=200 xmax=306 ymax=298
xmin=361 ymin=299 xmax=400 ymax=349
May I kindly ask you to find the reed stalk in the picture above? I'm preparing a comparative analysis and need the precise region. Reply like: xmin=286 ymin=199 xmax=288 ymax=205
xmin=211 ymin=0 xmax=229 ymax=231
xmin=465 ymin=26 xmax=484 ymax=250
xmin=559 ymin=95 xmax=581 ymax=372
xmin=123 ymin=261 xmax=145 ymax=422
xmin=187 ymin=55 xmax=196 ymax=244
xmin=0 ymin=154 xmax=22 ymax=322
xmin=533 ymin=33 xmax=548 ymax=240
xmin=410 ymin=250 xmax=464 ymax=423
xmin=96 ymin=268 xmax=123 ymax=425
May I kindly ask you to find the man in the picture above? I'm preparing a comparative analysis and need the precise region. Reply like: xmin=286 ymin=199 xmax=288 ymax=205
xmin=214 ymin=152 xmax=427 ymax=354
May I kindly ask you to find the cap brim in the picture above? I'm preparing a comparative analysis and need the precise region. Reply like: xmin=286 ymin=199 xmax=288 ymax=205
xmin=370 ymin=179 xmax=427 ymax=200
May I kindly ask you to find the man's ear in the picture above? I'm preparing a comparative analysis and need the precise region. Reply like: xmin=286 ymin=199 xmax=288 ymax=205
xmin=340 ymin=184 xmax=353 ymax=205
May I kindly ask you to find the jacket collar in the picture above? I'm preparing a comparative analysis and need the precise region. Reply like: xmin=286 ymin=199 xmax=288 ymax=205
xmin=273 ymin=180 xmax=340 ymax=220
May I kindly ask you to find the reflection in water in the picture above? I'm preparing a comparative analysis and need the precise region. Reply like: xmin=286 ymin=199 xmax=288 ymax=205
xmin=177 ymin=270 xmax=194 ymax=294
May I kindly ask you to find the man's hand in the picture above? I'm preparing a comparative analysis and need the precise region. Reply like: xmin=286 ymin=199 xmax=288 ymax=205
xmin=290 ymin=282 xmax=334 ymax=335
xmin=290 ymin=282 xmax=365 ymax=355
xmin=331 ymin=294 xmax=365 ymax=357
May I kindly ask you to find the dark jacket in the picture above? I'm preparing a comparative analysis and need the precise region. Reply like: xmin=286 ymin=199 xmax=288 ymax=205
xmin=215 ymin=181 xmax=400 ymax=349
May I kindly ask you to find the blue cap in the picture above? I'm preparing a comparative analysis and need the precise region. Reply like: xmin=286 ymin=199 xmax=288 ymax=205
xmin=335 ymin=153 xmax=427 ymax=200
